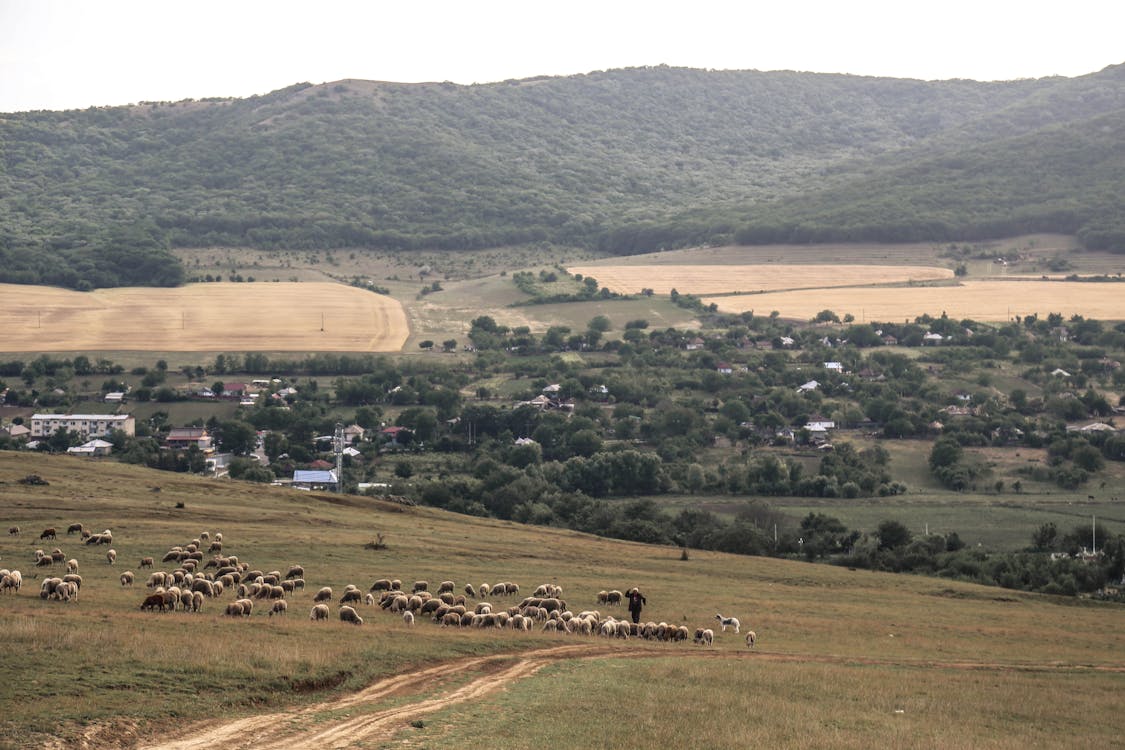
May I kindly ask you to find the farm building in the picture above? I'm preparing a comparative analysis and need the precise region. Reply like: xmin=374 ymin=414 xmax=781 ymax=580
xmin=30 ymin=413 xmax=136 ymax=439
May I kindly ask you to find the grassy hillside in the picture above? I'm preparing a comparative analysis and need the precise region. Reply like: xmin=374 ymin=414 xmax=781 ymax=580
xmin=2 ymin=65 xmax=1124 ymax=289
xmin=0 ymin=452 xmax=1121 ymax=748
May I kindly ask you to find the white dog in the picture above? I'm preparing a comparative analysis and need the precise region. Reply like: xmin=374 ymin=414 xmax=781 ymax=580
xmin=715 ymin=613 xmax=740 ymax=633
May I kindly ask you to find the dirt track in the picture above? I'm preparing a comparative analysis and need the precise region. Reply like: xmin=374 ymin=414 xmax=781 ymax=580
xmin=128 ymin=644 xmax=1125 ymax=750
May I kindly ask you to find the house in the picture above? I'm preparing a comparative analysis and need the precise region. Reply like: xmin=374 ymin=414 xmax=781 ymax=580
xmin=685 ymin=337 xmax=706 ymax=351
xmin=380 ymin=426 xmax=413 ymax=445
xmin=0 ymin=423 xmax=31 ymax=441
xmin=165 ymin=427 xmax=213 ymax=452
xmin=778 ymin=336 xmax=796 ymax=348
xmin=824 ymin=362 xmax=844 ymax=373
xmin=342 ymin=424 xmax=366 ymax=443
xmin=292 ymin=469 xmax=338 ymax=491
xmin=715 ymin=362 xmax=734 ymax=375
xmin=804 ymin=417 xmax=836 ymax=432
xmin=922 ymin=332 xmax=944 ymax=345
xmin=222 ymin=383 xmax=248 ymax=398
xmin=797 ymin=380 xmax=820 ymax=393
xmin=881 ymin=334 xmax=899 ymax=346
xmin=30 ymin=413 xmax=135 ymax=439
xmin=67 ymin=439 xmax=113 ymax=457
xmin=1051 ymin=368 xmax=1071 ymax=378
xmin=104 ymin=392 xmax=126 ymax=404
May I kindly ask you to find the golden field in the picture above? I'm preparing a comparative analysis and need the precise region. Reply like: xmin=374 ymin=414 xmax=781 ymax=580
xmin=567 ymin=264 xmax=954 ymax=296
xmin=706 ymin=280 xmax=1125 ymax=321
xmin=0 ymin=282 xmax=410 ymax=352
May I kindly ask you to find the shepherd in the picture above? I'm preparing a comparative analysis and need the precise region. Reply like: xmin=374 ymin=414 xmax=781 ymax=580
xmin=625 ymin=587 xmax=646 ymax=624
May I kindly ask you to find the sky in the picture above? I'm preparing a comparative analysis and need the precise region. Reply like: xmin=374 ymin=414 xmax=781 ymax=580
xmin=2 ymin=0 xmax=1123 ymax=113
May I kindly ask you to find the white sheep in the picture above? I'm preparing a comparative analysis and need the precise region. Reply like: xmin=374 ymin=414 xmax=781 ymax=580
xmin=339 ymin=605 xmax=363 ymax=625
xmin=693 ymin=628 xmax=714 ymax=646
xmin=745 ymin=631 xmax=757 ymax=648
xmin=66 ymin=559 xmax=79 ymax=573
xmin=106 ymin=549 xmax=117 ymax=564
xmin=313 ymin=586 xmax=333 ymax=602
xmin=715 ymin=613 xmax=740 ymax=633
xmin=269 ymin=600 xmax=288 ymax=617
xmin=120 ymin=571 xmax=135 ymax=587
xmin=310 ymin=603 xmax=330 ymax=621
xmin=402 ymin=610 xmax=415 ymax=626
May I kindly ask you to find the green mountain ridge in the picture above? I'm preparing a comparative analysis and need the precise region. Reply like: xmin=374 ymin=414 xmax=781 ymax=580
xmin=1 ymin=64 xmax=1123 ymax=288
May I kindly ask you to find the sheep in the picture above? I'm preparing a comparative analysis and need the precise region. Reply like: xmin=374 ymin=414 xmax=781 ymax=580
xmin=462 ymin=583 xmax=476 ymax=598
xmin=224 ymin=601 xmax=245 ymax=617
xmin=106 ymin=549 xmax=117 ymax=565
xmin=479 ymin=582 xmax=490 ymax=597
xmin=402 ymin=610 xmax=415 ymax=626
xmin=369 ymin=578 xmax=392 ymax=592
xmin=40 ymin=528 xmax=56 ymax=541
xmin=339 ymin=605 xmax=363 ymax=625
xmin=313 ymin=586 xmax=333 ymax=603
xmin=411 ymin=580 xmax=428 ymax=594
xmin=6 ymin=570 xmax=22 ymax=592
xmin=236 ymin=598 xmax=254 ymax=616
xmin=694 ymin=628 xmax=714 ymax=646
xmin=120 ymin=571 xmax=135 ymax=587
xmin=340 ymin=589 xmax=362 ymax=606
xmin=141 ymin=593 xmax=168 ymax=612
xmin=66 ymin=523 xmax=84 ymax=535
xmin=191 ymin=591 xmax=204 ymax=612
xmin=35 ymin=556 xmax=53 ymax=569
xmin=51 ymin=548 xmax=65 ymax=563
xmin=284 ymin=564 xmax=304 ymax=580
xmin=438 ymin=580 xmax=455 ymax=594
xmin=309 ymin=603 xmax=330 ymax=621
xmin=269 ymin=600 xmax=288 ymax=617
xmin=66 ymin=558 xmax=79 ymax=574
xmin=715 ymin=614 xmax=740 ymax=633
xmin=8 ymin=526 xmax=19 ymax=536
xmin=745 ymin=631 xmax=757 ymax=648
xmin=52 ymin=581 xmax=78 ymax=602
xmin=208 ymin=541 xmax=222 ymax=553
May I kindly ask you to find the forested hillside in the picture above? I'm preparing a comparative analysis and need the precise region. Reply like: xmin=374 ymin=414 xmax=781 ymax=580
xmin=2 ymin=64 xmax=1123 ymax=288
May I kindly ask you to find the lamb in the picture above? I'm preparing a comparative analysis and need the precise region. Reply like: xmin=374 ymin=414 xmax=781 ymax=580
xmin=269 ymin=600 xmax=288 ymax=617
xmin=339 ymin=605 xmax=363 ymax=625
xmin=694 ymin=628 xmax=714 ymax=646
xmin=715 ymin=614 xmax=740 ymax=633
xmin=106 ymin=549 xmax=117 ymax=564
xmin=309 ymin=603 xmax=330 ymax=621
xmin=120 ymin=571 xmax=134 ymax=587
xmin=745 ymin=631 xmax=757 ymax=648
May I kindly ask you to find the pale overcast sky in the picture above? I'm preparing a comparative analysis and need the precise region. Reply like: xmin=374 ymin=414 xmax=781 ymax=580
xmin=2 ymin=0 xmax=1123 ymax=113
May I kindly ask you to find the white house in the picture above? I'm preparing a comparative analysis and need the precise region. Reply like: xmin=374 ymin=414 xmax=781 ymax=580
xmin=824 ymin=362 xmax=844 ymax=373
xmin=67 ymin=439 xmax=113 ymax=456
xmin=31 ymin=413 xmax=135 ymax=439
xmin=797 ymin=380 xmax=820 ymax=393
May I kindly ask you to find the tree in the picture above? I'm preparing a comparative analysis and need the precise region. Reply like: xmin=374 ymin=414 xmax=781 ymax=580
xmin=588 ymin=315 xmax=612 ymax=333
xmin=419 ymin=340 xmax=434 ymax=350
xmin=929 ymin=436 xmax=963 ymax=470
xmin=217 ymin=419 xmax=257 ymax=455
xmin=876 ymin=520 xmax=912 ymax=550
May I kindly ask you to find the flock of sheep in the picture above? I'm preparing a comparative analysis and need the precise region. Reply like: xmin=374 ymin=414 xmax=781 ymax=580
xmin=3 ymin=523 xmax=756 ymax=650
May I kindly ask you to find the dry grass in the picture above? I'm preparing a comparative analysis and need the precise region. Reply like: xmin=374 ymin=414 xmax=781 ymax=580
xmin=0 ymin=282 xmax=409 ymax=352
xmin=567 ymin=264 xmax=954 ymax=296
xmin=706 ymin=280 xmax=1125 ymax=321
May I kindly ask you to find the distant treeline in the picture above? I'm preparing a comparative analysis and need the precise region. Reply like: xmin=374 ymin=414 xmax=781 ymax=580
xmin=2 ymin=65 xmax=1124 ymax=288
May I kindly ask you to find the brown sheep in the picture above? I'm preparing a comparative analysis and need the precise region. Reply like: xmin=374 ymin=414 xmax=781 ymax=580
xmin=40 ymin=528 xmax=56 ymax=541
xmin=139 ymin=556 xmax=154 ymax=568
xmin=66 ymin=523 xmax=84 ymax=535
xmin=140 ymin=594 xmax=167 ymax=612
xmin=8 ymin=526 xmax=19 ymax=536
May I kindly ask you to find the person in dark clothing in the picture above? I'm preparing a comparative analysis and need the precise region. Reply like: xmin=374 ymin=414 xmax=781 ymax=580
xmin=626 ymin=587 xmax=646 ymax=624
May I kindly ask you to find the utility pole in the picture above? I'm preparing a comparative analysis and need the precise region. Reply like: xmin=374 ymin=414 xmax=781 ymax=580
xmin=334 ymin=422 xmax=344 ymax=493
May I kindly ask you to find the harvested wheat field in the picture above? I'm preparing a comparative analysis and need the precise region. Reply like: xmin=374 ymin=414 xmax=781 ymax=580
xmin=0 ymin=282 xmax=409 ymax=352
xmin=706 ymin=280 xmax=1125 ymax=321
xmin=568 ymin=264 xmax=953 ymax=296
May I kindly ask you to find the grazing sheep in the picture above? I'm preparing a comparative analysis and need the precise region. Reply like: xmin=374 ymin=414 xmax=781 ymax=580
xmin=479 ymin=583 xmax=490 ymax=597
xmin=120 ymin=571 xmax=135 ymax=587
xmin=208 ymin=541 xmax=222 ymax=553
xmin=269 ymin=600 xmax=288 ymax=617
xmin=8 ymin=526 xmax=19 ymax=536
xmin=40 ymin=528 xmax=56 ymax=541
xmin=236 ymin=598 xmax=254 ymax=616
xmin=402 ymin=610 xmax=414 ymax=627
xmin=313 ymin=586 xmax=333 ymax=603
xmin=309 ymin=603 xmax=330 ymax=621
xmin=66 ymin=523 xmax=84 ymax=536
xmin=411 ymin=580 xmax=428 ymax=594
xmin=141 ymin=593 xmax=167 ymax=612
xmin=694 ymin=628 xmax=714 ymax=646
xmin=284 ymin=565 xmax=304 ymax=580
xmin=364 ymin=592 xmax=375 ymax=606
xmin=340 ymin=589 xmax=362 ymax=605
xmin=438 ymin=580 xmax=455 ymax=594
xmin=339 ymin=605 xmax=363 ymax=625
xmin=50 ymin=548 xmax=65 ymax=563
xmin=35 ymin=556 xmax=52 ymax=569
xmin=715 ymin=614 xmax=740 ymax=633
xmin=224 ymin=601 xmax=245 ymax=617
xmin=66 ymin=559 xmax=79 ymax=573
xmin=369 ymin=578 xmax=392 ymax=592
xmin=463 ymin=583 xmax=476 ymax=598
xmin=191 ymin=591 xmax=204 ymax=612
xmin=106 ymin=549 xmax=117 ymax=565
xmin=745 ymin=631 xmax=757 ymax=648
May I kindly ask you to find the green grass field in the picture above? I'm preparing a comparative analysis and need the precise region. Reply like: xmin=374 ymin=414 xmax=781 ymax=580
xmin=1 ymin=452 xmax=1122 ymax=749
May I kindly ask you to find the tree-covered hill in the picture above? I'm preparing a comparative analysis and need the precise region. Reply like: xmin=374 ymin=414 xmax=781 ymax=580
xmin=1 ymin=64 xmax=1123 ymax=288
